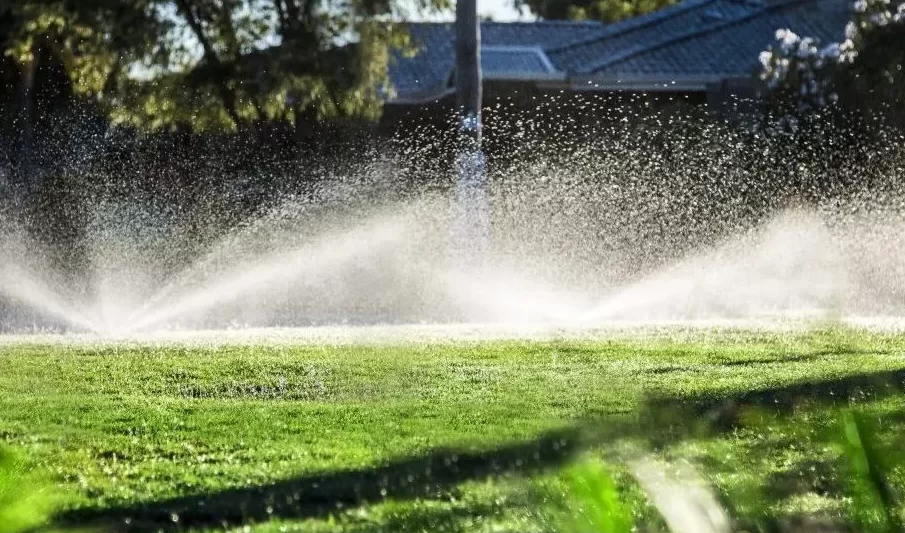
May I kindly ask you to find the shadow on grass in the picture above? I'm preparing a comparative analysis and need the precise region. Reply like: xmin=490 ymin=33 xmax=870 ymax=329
xmin=647 ymin=367 xmax=905 ymax=430
xmin=341 ymin=500 xmax=521 ymax=533
xmin=49 ymin=366 xmax=905 ymax=532
xmin=52 ymin=428 xmax=579 ymax=532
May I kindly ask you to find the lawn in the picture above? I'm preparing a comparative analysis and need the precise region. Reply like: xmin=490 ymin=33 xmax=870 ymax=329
xmin=1 ymin=327 xmax=904 ymax=532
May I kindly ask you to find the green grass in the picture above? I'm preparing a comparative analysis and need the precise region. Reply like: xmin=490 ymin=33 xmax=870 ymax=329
xmin=1 ymin=328 xmax=904 ymax=531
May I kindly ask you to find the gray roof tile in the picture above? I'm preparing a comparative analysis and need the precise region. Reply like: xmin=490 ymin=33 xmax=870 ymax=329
xmin=389 ymin=21 xmax=603 ymax=98
xmin=482 ymin=47 xmax=556 ymax=74
xmin=389 ymin=0 xmax=852 ymax=99
xmin=589 ymin=0 xmax=852 ymax=78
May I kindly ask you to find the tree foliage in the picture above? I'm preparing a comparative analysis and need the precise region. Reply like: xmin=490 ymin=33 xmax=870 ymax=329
xmin=0 ymin=0 xmax=448 ymax=132
xmin=1 ymin=0 xmax=172 ymax=98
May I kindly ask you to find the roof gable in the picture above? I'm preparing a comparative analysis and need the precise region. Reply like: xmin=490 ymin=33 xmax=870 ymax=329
xmin=584 ymin=0 xmax=851 ymax=80
xmin=388 ymin=0 xmax=852 ymax=101
xmin=389 ymin=21 xmax=602 ymax=100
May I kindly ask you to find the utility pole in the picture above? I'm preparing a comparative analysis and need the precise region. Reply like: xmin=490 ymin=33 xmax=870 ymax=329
xmin=456 ymin=0 xmax=481 ymax=149
xmin=453 ymin=0 xmax=488 ymax=263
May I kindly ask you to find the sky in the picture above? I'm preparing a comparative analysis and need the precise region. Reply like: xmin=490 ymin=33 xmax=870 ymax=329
xmin=415 ymin=0 xmax=535 ymax=21
xmin=477 ymin=0 xmax=534 ymax=20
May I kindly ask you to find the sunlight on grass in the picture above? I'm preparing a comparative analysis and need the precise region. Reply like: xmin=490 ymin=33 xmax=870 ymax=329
xmin=1 ymin=329 xmax=904 ymax=531
xmin=0 ymin=447 xmax=59 ymax=533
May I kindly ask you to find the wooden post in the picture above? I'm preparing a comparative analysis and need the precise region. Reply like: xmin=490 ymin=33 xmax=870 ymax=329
xmin=455 ymin=0 xmax=482 ymax=148
xmin=452 ymin=0 xmax=488 ymax=265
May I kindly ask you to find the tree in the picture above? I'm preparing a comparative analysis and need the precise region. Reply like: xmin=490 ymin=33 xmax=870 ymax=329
xmin=0 ymin=0 xmax=449 ymax=134
xmin=514 ymin=0 xmax=677 ymax=23
xmin=0 ymin=0 xmax=171 ymax=195
xmin=111 ymin=0 xmax=447 ymax=132
xmin=0 ymin=0 xmax=450 ymax=205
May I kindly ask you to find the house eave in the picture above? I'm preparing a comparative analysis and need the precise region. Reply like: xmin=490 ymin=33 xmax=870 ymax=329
xmin=385 ymin=73 xmax=745 ymax=104
xmin=569 ymin=74 xmax=730 ymax=91
xmin=387 ymin=73 xmax=569 ymax=104
xmin=484 ymin=71 xmax=568 ymax=82
xmin=387 ymin=88 xmax=456 ymax=105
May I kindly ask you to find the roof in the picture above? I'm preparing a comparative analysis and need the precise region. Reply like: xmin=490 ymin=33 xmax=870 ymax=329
xmin=481 ymin=46 xmax=558 ymax=76
xmin=554 ymin=0 xmax=852 ymax=84
xmin=389 ymin=21 xmax=603 ymax=102
xmin=388 ymin=0 xmax=852 ymax=101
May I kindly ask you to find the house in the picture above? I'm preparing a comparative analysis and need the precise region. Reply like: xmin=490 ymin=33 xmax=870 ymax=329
xmin=384 ymin=0 xmax=853 ymax=124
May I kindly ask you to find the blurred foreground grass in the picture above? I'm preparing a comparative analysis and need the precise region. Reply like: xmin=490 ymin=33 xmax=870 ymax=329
xmin=1 ymin=328 xmax=904 ymax=531
xmin=0 ymin=446 xmax=59 ymax=533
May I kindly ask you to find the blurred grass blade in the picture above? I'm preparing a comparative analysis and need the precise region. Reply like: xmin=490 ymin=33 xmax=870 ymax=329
xmin=547 ymin=459 xmax=634 ymax=533
xmin=839 ymin=410 xmax=902 ymax=533
xmin=0 ymin=447 xmax=58 ymax=533
xmin=631 ymin=459 xmax=730 ymax=533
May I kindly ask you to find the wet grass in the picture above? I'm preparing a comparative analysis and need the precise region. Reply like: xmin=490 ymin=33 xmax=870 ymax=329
xmin=1 ymin=327 xmax=904 ymax=531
